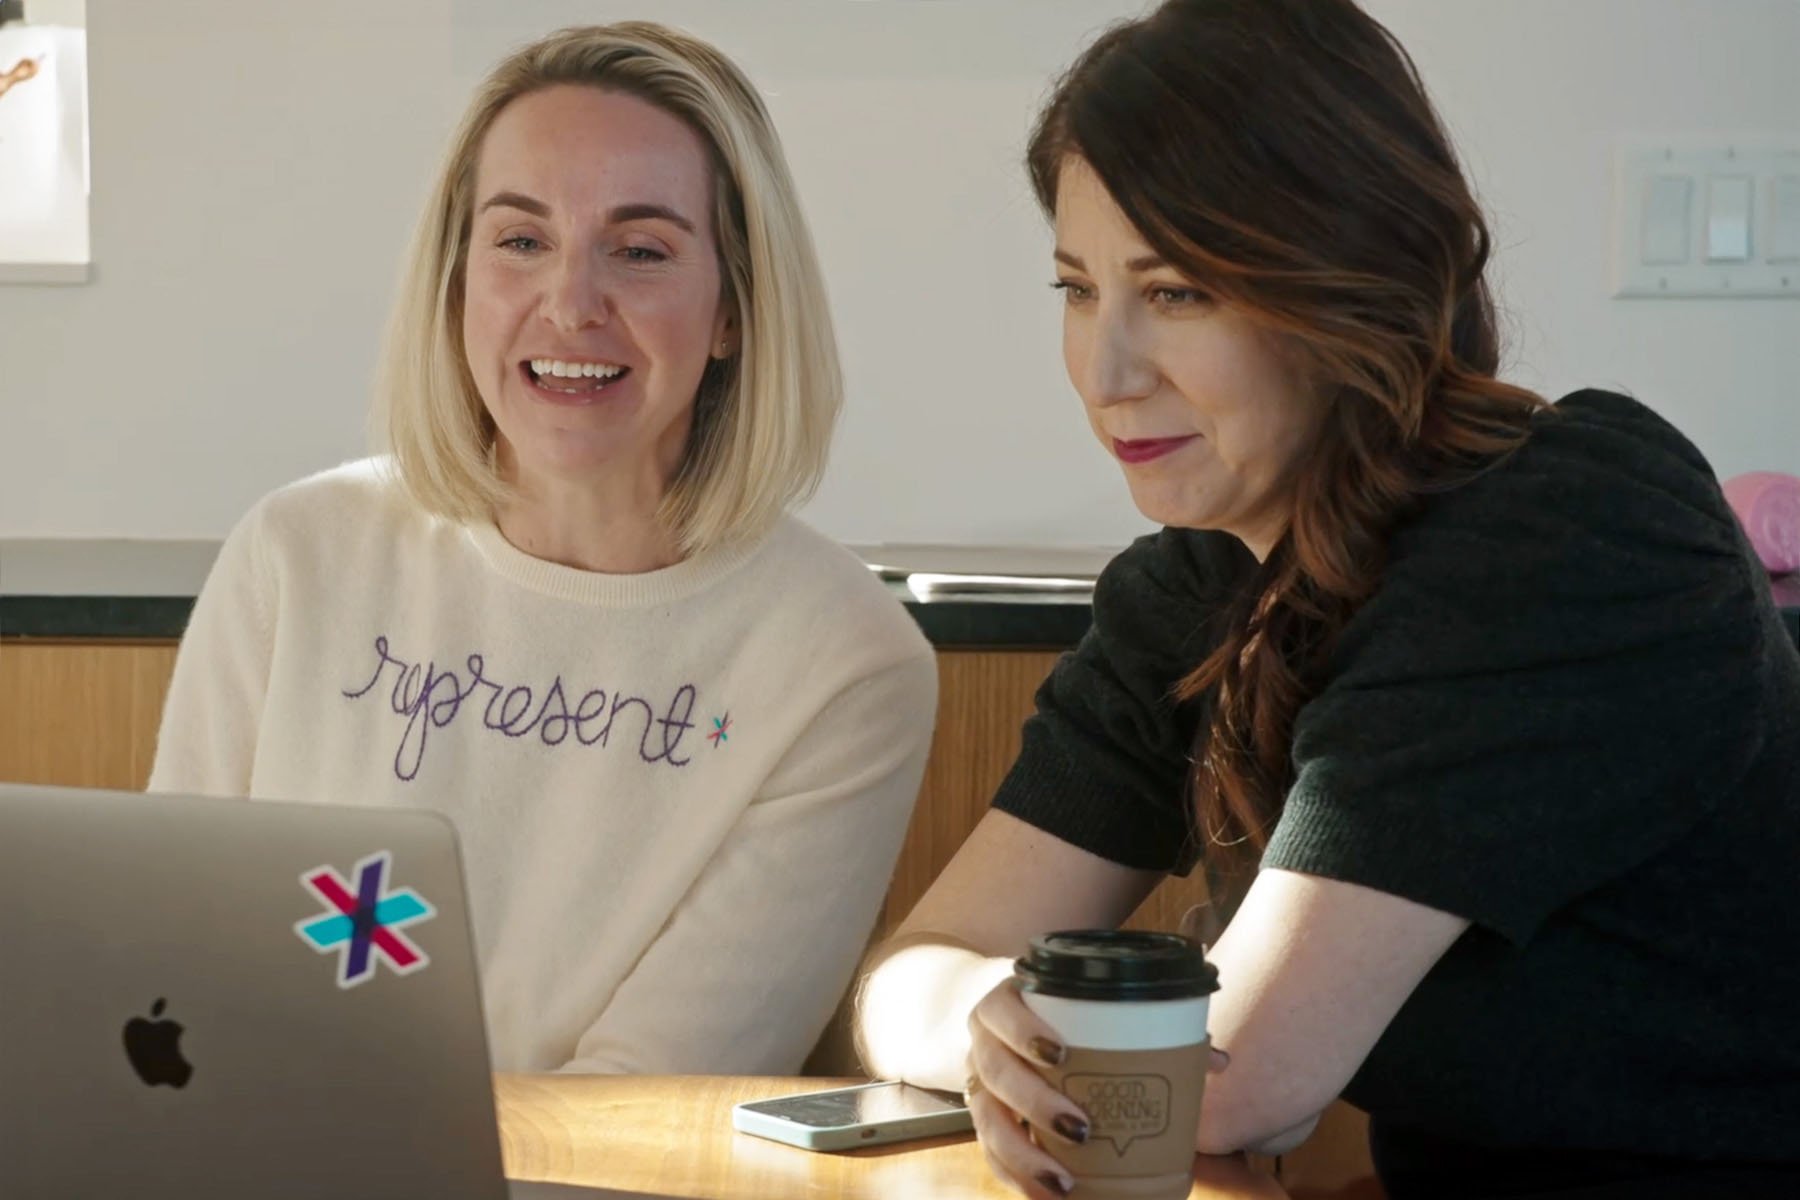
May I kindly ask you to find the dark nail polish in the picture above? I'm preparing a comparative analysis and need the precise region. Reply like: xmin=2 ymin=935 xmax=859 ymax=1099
xmin=1052 ymin=1112 xmax=1090 ymax=1144
xmin=1029 ymin=1036 xmax=1066 ymax=1066
xmin=1035 ymin=1170 xmax=1072 ymax=1197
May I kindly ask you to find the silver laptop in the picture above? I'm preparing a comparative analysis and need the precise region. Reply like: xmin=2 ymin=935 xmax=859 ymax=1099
xmin=0 ymin=783 xmax=662 ymax=1200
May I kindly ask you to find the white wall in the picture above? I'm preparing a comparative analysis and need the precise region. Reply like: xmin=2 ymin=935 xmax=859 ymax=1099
xmin=1 ymin=0 xmax=1795 ymax=544
xmin=1371 ymin=0 xmax=1800 ymax=504
xmin=0 ymin=0 xmax=459 ymax=537
xmin=23 ymin=1 xmax=86 ymax=26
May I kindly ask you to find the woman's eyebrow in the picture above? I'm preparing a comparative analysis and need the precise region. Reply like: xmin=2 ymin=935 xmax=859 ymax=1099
xmin=1052 ymin=249 xmax=1168 ymax=272
xmin=606 ymin=202 xmax=697 ymax=234
xmin=478 ymin=190 xmax=551 ymax=217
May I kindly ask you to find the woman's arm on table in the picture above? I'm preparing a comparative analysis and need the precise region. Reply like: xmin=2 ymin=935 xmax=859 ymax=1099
xmin=855 ymin=808 xmax=1164 ymax=1090
xmin=858 ymin=532 xmax=1248 ymax=1087
xmin=857 ymin=808 xmax=1468 ymax=1162
xmin=1193 ymin=868 xmax=1467 ymax=1153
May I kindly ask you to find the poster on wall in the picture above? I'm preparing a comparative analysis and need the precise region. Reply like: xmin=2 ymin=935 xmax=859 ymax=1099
xmin=0 ymin=17 xmax=89 ymax=280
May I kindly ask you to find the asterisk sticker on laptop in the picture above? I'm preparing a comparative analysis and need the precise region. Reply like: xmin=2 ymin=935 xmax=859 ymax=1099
xmin=293 ymin=851 xmax=435 ymax=988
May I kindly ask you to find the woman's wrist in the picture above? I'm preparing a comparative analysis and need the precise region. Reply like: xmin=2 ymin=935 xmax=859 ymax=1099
xmin=858 ymin=941 xmax=1016 ymax=1089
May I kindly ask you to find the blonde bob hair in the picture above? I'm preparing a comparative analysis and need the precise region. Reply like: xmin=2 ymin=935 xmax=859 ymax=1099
xmin=377 ymin=22 xmax=840 ymax=554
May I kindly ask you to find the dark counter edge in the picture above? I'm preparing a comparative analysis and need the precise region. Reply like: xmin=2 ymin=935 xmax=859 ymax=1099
xmin=6 ymin=594 xmax=1799 ymax=651
xmin=0 ymin=595 xmax=1098 ymax=650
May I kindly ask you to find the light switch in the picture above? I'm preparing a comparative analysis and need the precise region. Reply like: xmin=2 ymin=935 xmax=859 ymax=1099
xmin=1706 ymin=175 xmax=1753 ymax=261
xmin=1616 ymin=142 xmax=1799 ymax=297
xmin=1770 ymin=175 xmax=1800 ymax=263
xmin=1641 ymin=175 xmax=1692 ymax=263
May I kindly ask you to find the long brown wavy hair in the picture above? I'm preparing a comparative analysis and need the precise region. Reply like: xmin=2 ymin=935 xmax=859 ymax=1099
xmin=1027 ymin=0 xmax=1549 ymax=869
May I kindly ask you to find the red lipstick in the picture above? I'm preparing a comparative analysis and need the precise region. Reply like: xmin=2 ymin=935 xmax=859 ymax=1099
xmin=1112 ymin=436 xmax=1198 ymax=464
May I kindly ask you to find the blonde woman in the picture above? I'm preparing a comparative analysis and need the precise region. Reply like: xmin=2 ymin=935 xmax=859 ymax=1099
xmin=150 ymin=23 xmax=936 ymax=1076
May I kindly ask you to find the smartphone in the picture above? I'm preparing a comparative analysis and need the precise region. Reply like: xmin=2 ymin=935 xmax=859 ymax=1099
xmin=731 ymin=1080 xmax=974 ymax=1151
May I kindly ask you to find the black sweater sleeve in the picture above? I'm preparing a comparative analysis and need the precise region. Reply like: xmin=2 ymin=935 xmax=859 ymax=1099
xmin=991 ymin=527 xmax=1255 ymax=872
xmin=1263 ymin=390 xmax=1775 ymax=943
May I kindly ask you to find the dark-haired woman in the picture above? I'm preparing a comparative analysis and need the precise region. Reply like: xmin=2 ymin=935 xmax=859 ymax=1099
xmin=853 ymin=1 xmax=1800 ymax=1197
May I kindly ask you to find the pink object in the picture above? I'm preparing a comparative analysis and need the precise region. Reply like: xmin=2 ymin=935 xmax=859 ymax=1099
xmin=1722 ymin=472 xmax=1800 ymax=575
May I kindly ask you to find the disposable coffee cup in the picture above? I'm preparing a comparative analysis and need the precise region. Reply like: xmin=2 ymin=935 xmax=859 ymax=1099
xmin=1015 ymin=930 xmax=1219 ymax=1200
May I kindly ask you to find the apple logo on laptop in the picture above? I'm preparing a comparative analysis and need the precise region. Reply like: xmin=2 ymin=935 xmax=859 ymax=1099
xmin=122 ymin=998 xmax=193 ymax=1088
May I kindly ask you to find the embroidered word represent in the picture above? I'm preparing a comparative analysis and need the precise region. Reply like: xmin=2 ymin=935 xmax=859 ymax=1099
xmin=342 ymin=636 xmax=699 ymax=781
xmin=294 ymin=851 xmax=435 ymax=989
xmin=708 ymin=714 xmax=732 ymax=746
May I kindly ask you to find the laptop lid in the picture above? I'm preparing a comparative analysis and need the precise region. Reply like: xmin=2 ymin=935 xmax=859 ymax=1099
xmin=0 ymin=782 xmax=509 ymax=1200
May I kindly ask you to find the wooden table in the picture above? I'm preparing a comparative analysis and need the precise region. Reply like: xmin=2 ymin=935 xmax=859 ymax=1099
xmin=496 ymin=1074 xmax=1289 ymax=1200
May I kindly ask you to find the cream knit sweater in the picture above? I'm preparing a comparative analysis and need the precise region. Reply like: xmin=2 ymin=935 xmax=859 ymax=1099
xmin=149 ymin=460 xmax=937 ymax=1073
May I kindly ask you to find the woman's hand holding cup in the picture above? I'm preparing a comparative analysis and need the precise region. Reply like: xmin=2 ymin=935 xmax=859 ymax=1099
xmin=968 ymin=931 xmax=1224 ymax=1200
xmin=967 ymin=976 xmax=1093 ymax=1198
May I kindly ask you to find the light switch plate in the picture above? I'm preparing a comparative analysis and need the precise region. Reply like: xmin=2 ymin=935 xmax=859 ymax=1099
xmin=1641 ymin=175 xmax=1692 ymax=264
xmin=1614 ymin=141 xmax=1800 ymax=298
xmin=1704 ymin=175 xmax=1753 ymax=262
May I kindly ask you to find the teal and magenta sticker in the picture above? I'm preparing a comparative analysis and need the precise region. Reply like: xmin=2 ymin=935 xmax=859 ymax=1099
xmin=293 ymin=851 xmax=435 ymax=988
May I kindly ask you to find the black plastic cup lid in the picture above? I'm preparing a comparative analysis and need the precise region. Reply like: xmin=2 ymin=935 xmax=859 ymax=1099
xmin=1015 ymin=930 xmax=1218 ymax=1001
